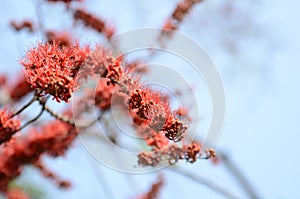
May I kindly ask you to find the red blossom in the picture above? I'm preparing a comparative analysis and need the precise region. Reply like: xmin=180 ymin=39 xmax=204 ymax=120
xmin=128 ymin=88 xmax=170 ymax=122
xmin=128 ymin=88 xmax=186 ymax=142
xmin=136 ymin=174 xmax=164 ymax=199
xmin=94 ymin=79 xmax=115 ymax=111
xmin=138 ymin=152 xmax=160 ymax=167
xmin=145 ymin=133 xmax=169 ymax=149
xmin=186 ymin=142 xmax=201 ymax=163
xmin=34 ymin=160 xmax=71 ymax=189
xmin=101 ymin=56 xmax=124 ymax=85
xmin=73 ymin=9 xmax=114 ymax=38
xmin=20 ymin=42 xmax=88 ymax=102
xmin=161 ymin=0 xmax=202 ymax=37
xmin=0 ymin=109 xmax=21 ymax=145
xmin=82 ymin=46 xmax=117 ymax=76
xmin=0 ymin=120 xmax=77 ymax=191
xmin=162 ymin=115 xmax=187 ymax=142
xmin=137 ymin=142 xmax=207 ymax=166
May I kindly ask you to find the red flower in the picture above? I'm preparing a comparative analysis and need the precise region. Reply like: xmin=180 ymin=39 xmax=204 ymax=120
xmin=136 ymin=174 xmax=164 ymax=199
xmin=73 ymin=9 xmax=112 ymax=37
xmin=145 ymin=133 xmax=169 ymax=149
xmin=0 ymin=120 xmax=77 ymax=191
xmin=20 ymin=42 xmax=87 ymax=102
xmin=82 ymin=46 xmax=122 ymax=78
xmin=137 ymin=152 xmax=160 ymax=167
xmin=128 ymin=87 xmax=186 ymax=142
xmin=186 ymin=142 xmax=201 ymax=163
xmin=162 ymin=115 xmax=187 ymax=142
xmin=0 ymin=109 xmax=20 ymax=145
xmin=94 ymin=79 xmax=115 ymax=111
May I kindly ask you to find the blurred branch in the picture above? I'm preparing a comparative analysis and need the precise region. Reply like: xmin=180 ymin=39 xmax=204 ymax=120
xmin=219 ymin=152 xmax=260 ymax=199
xmin=88 ymin=161 xmax=115 ymax=199
xmin=169 ymin=166 xmax=240 ymax=199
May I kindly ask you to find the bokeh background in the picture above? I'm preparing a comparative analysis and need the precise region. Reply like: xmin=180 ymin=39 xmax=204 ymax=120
xmin=0 ymin=0 xmax=299 ymax=198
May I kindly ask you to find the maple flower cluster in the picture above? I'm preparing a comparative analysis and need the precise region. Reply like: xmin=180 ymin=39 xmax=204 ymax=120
xmin=0 ymin=109 xmax=20 ymax=145
xmin=73 ymin=9 xmax=115 ymax=38
xmin=138 ymin=142 xmax=216 ymax=167
xmin=20 ymin=42 xmax=87 ymax=102
xmin=162 ymin=0 xmax=202 ymax=34
xmin=128 ymin=88 xmax=187 ymax=142
xmin=18 ymin=41 xmax=215 ymax=169
xmin=136 ymin=174 xmax=164 ymax=199
xmin=0 ymin=120 xmax=76 ymax=191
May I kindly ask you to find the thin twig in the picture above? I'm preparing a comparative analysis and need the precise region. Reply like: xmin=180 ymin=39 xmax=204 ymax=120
xmin=14 ymin=97 xmax=46 ymax=132
xmin=43 ymin=103 xmax=104 ymax=129
xmin=78 ymin=112 xmax=105 ymax=128
xmin=43 ymin=104 xmax=75 ymax=125
xmin=219 ymin=152 xmax=260 ymax=199
xmin=11 ymin=95 xmax=38 ymax=118
xmin=168 ymin=166 xmax=240 ymax=199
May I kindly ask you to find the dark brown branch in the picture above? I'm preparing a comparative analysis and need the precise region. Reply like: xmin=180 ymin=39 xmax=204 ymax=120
xmin=43 ymin=104 xmax=75 ymax=125
xmin=11 ymin=95 xmax=38 ymax=118
xmin=14 ymin=97 xmax=46 ymax=132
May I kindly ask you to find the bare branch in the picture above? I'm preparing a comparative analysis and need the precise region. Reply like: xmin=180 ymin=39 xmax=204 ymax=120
xmin=168 ymin=166 xmax=241 ymax=199
xmin=219 ymin=152 xmax=260 ymax=199
xmin=11 ymin=95 xmax=38 ymax=118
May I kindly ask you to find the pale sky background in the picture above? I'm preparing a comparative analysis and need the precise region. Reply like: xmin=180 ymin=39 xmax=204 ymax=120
xmin=1 ymin=0 xmax=300 ymax=198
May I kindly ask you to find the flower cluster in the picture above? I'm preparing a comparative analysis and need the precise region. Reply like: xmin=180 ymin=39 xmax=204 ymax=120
xmin=82 ymin=46 xmax=123 ymax=78
xmin=0 ymin=109 xmax=20 ymax=145
xmin=94 ymin=78 xmax=115 ymax=111
xmin=0 ymin=120 xmax=77 ymax=191
xmin=162 ymin=0 xmax=202 ymax=34
xmin=137 ymin=142 xmax=216 ymax=166
xmin=20 ymin=42 xmax=88 ymax=102
xmin=73 ymin=9 xmax=115 ymax=38
xmin=136 ymin=174 xmax=164 ymax=199
xmin=128 ymin=88 xmax=187 ymax=142
xmin=34 ymin=160 xmax=71 ymax=189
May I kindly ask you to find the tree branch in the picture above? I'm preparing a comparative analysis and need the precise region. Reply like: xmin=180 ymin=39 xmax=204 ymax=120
xmin=11 ymin=95 xmax=38 ymax=118
xmin=219 ymin=152 xmax=260 ymax=199
xmin=168 ymin=166 xmax=240 ymax=199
